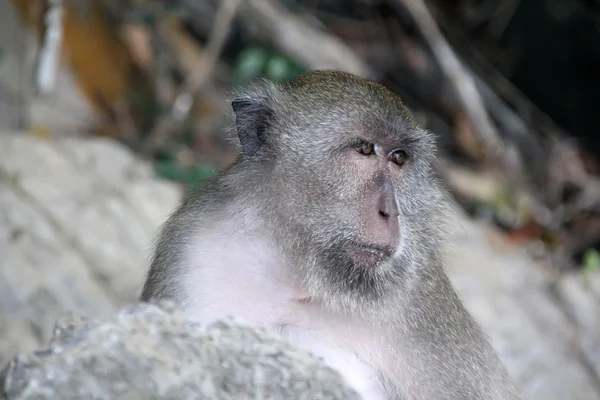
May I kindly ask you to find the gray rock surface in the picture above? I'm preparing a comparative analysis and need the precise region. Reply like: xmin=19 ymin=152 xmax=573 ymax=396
xmin=1 ymin=133 xmax=599 ymax=399
xmin=448 ymin=223 xmax=600 ymax=400
xmin=0 ymin=134 xmax=181 ymax=367
xmin=1 ymin=302 xmax=360 ymax=400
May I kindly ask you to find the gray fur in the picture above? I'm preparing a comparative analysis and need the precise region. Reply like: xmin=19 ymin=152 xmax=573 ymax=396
xmin=140 ymin=70 xmax=520 ymax=399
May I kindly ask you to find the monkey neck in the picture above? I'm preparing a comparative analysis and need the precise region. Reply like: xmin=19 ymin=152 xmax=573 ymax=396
xmin=194 ymin=173 xmax=311 ymax=303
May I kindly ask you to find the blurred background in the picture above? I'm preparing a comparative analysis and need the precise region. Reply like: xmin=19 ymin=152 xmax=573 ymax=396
xmin=0 ymin=0 xmax=599 ymax=399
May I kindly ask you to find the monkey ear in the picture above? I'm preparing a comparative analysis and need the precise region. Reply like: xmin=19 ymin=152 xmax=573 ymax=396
xmin=231 ymin=97 xmax=274 ymax=158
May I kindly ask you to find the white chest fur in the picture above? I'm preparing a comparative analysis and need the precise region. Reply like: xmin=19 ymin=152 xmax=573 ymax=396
xmin=178 ymin=225 xmax=388 ymax=400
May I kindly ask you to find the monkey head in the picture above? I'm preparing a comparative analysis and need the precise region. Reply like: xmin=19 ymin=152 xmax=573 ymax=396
xmin=231 ymin=70 xmax=452 ymax=309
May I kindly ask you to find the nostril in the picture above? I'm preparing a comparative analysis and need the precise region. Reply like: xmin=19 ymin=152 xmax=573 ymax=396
xmin=379 ymin=191 xmax=399 ymax=219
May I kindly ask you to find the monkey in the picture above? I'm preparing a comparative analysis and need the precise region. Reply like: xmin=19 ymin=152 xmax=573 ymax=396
xmin=140 ymin=70 xmax=520 ymax=400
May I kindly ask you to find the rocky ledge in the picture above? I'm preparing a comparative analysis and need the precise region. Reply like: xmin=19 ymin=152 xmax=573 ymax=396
xmin=1 ymin=301 xmax=359 ymax=400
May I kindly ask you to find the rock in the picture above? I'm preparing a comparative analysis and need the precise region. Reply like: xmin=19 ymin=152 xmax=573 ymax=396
xmin=47 ymin=311 xmax=90 ymax=345
xmin=1 ymin=302 xmax=360 ymax=400
xmin=0 ymin=134 xmax=182 ymax=367
xmin=449 ymin=221 xmax=600 ymax=400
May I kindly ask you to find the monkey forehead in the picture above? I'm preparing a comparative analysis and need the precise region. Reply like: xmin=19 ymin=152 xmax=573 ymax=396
xmin=276 ymin=70 xmax=420 ymax=128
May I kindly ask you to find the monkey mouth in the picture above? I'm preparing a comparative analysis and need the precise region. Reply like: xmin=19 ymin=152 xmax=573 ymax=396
xmin=347 ymin=242 xmax=394 ymax=267
xmin=358 ymin=244 xmax=393 ymax=258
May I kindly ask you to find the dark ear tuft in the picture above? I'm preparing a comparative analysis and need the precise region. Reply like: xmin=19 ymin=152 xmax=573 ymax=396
xmin=231 ymin=96 xmax=274 ymax=158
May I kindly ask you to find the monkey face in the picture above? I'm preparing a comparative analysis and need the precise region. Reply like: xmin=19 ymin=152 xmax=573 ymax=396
xmin=274 ymin=126 xmax=441 ymax=299
xmin=272 ymin=130 xmax=446 ymax=303
xmin=232 ymin=70 xmax=451 ymax=302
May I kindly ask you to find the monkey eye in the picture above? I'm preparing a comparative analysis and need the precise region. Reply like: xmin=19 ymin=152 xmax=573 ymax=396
xmin=353 ymin=140 xmax=375 ymax=156
xmin=390 ymin=150 xmax=407 ymax=166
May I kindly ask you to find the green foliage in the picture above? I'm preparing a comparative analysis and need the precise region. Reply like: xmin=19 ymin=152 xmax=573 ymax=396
xmin=232 ymin=46 xmax=305 ymax=86
xmin=583 ymin=248 xmax=600 ymax=274
xmin=154 ymin=160 xmax=219 ymax=191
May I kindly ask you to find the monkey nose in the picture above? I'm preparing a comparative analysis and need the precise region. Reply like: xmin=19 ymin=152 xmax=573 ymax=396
xmin=377 ymin=193 xmax=400 ymax=250
xmin=378 ymin=192 xmax=400 ymax=219
xmin=379 ymin=208 xmax=399 ymax=219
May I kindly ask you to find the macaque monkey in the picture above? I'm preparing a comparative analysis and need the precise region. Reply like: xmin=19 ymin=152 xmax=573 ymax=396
xmin=141 ymin=70 xmax=519 ymax=399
